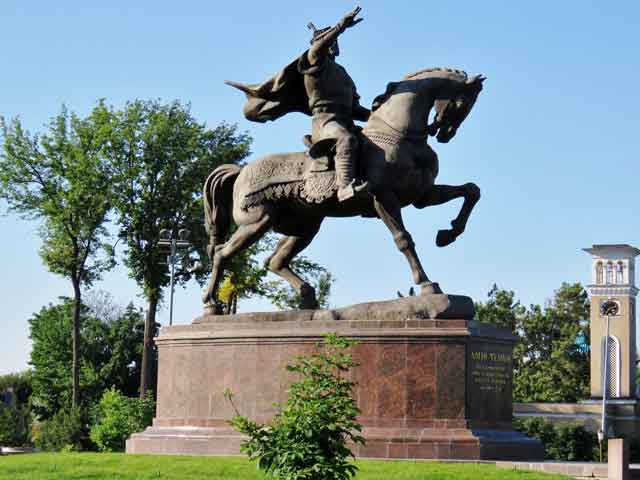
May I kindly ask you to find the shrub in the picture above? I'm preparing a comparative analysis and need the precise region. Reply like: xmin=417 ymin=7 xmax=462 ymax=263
xmin=35 ymin=408 xmax=83 ymax=451
xmin=514 ymin=417 xmax=599 ymax=461
xmin=89 ymin=388 xmax=155 ymax=452
xmin=227 ymin=333 xmax=364 ymax=480
xmin=0 ymin=404 xmax=31 ymax=447
xmin=548 ymin=422 xmax=599 ymax=461
xmin=0 ymin=371 xmax=33 ymax=407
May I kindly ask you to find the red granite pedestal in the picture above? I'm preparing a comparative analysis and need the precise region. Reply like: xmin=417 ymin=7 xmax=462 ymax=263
xmin=126 ymin=313 xmax=542 ymax=460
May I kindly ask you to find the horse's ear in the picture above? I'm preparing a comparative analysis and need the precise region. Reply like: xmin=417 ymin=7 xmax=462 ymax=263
xmin=466 ymin=74 xmax=486 ymax=83
xmin=466 ymin=75 xmax=486 ymax=86
xmin=466 ymin=75 xmax=486 ymax=94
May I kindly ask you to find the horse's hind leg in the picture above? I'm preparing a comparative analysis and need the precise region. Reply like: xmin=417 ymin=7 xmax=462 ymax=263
xmin=414 ymin=183 xmax=480 ymax=247
xmin=265 ymin=218 xmax=323 ymax=309
xmin=372 ymin=189 xmax=440 ymax=293
xmin=202 ymin=212 xmax=272 ymax=308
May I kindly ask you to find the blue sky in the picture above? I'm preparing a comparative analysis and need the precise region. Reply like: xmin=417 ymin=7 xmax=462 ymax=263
xmin=1 ymin=1 xmax=638 ymax=374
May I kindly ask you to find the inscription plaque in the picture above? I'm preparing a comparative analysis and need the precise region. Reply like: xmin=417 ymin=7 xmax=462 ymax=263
xmin=467 ymin=343 xmax=513 ymax=424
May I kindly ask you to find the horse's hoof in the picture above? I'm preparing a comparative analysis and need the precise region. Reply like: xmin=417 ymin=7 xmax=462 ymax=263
xmin=436 ymin=229 xmax=456 ymax=247
xmin=299 ymin=283 xmax=319 ymax=310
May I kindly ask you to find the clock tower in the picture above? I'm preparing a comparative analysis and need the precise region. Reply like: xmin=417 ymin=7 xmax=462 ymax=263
xmin=583 ymin=244 xmax=640 ymax=399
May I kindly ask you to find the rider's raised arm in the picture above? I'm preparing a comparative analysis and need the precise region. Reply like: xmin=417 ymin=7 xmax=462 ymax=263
xmin=308 ymin=7 xmax=363 ymax=66
xmin=308 ymin=28 xmax=339 ymax=66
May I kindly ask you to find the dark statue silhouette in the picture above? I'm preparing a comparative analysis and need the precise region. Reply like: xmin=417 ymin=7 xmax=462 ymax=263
xmin=202 ymin=7 xmax=485 ymax=310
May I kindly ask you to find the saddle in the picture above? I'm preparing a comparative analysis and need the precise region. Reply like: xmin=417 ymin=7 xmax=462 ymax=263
xmin=240 ymin=134 xmax=364 ymax=210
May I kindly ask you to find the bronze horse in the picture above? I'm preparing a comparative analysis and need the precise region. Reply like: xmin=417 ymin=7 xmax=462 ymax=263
xmin=203 ymin=68 xmax=485 ymax=309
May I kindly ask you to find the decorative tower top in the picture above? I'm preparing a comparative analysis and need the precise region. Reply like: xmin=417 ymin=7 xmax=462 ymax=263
xmin=583 ymin=244 xmax=639 ymax=399
xmin=583 ymin=244 xmax=639 ymax=297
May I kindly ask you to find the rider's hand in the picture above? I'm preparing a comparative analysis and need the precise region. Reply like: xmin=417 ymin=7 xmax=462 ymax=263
xmin=340 ymin=6 xmax=363 ymax=30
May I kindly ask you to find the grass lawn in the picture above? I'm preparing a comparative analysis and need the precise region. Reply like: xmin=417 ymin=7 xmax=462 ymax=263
xmin=0 ymin=453 xmax=568 ymax=479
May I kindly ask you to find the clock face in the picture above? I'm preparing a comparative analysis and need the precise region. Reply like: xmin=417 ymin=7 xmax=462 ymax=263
xmin=599 ymin=299 xmax=621 ymax=317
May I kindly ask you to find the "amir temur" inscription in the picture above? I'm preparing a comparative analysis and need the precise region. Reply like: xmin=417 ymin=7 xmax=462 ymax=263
xmin=470 ymin=349 xmax=512 ymax=393
xmin=471 ymin=351 xmax=512 ymax=363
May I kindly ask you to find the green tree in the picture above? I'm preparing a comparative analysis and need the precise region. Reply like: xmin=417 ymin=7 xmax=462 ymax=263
xmin=29 ymin=298 xmax=145 ymax=419
xmin=227 ymin=334 xmax=364 ymax=480
xmin=516 ymin=283 xmax=590 ymax=402
xmin=102 ymin=99 xmax=251 ymax=397
xmin=475 ymin=284 xmax=525 ymax=332
xmin=476 ymin=283 xmax=590 ymax=402
xmin=0 ymin=371 xmax=32 ymax=407
xmin=0 ymin=107 xmax=114 ymax=408
xmin=0 ymin=404 xmax=31 ymax=447
xmin=0 ymin=371 xmax=33 ymax=447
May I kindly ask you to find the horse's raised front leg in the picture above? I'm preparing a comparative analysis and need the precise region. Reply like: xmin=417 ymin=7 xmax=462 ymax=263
xmin=414 ymin=183 xmax=481 ymax=248
xmin=372 ymin=189 xmax=442 ymax=294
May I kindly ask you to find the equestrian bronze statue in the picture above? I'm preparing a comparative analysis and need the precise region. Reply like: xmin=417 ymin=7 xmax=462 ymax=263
xmin=203 ymin=7 xmax=485 ymax=310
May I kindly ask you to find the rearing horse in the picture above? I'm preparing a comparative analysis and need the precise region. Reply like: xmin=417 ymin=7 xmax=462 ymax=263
xmin=203 ymin=67 xmax=485 ymax=309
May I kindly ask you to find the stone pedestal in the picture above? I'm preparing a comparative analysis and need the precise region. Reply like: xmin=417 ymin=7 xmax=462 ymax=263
xmin=127 ymin=298 xmax=542 ymax=460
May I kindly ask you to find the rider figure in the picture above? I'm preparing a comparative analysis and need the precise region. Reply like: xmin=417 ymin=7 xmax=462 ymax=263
xmin=300 ymin=7 xmax=371 ymax=201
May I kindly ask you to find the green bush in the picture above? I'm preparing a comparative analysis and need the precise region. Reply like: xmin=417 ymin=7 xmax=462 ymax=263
xmin=90 ymin=388 xmax=155 ymax=452
xmin=0 ymin=404 xmax=31 ymax=447
xmin=35 ymin=408 xmax=84 ymax=451
xmin=514 ymin=417 xmax=600 ymax=461
xmin=227 ymin=333 xmax=364 ymax=480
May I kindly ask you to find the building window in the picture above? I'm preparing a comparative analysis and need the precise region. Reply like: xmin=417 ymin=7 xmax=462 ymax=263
xmin=606 ymin=262 xmax=614 ymax=285
xmin=602 ymin=335 xmax=621 ymax=398
xmin=616 ymin=262 xmax=624 ymax=284
xmin=596 ymin=262 xmax=603 ymax=284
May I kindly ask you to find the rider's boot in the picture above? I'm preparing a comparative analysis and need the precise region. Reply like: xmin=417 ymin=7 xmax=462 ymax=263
xmin=335 ymin=147 xmax=368 ymax=202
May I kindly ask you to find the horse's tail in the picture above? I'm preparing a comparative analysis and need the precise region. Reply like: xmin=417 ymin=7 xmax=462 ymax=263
xmin=203 ymin=164 xmax=242 ymax=263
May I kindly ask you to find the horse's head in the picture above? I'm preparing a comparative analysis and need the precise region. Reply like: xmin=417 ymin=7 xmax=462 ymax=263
xmin=370 ymin=67 xmax=485 ymax=143
xmin=428 ymin=73 xmax=485 ymax=143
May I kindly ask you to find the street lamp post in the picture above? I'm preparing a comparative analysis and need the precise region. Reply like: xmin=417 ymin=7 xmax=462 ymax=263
xmin=158 ymin=228 xmax=192 ymax=326
xmin=598 ymin=298 xmax=620 ymax=456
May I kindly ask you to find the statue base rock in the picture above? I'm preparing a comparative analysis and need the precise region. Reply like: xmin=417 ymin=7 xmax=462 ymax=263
xmin=126 ymin=294 xmax=542 ymax=460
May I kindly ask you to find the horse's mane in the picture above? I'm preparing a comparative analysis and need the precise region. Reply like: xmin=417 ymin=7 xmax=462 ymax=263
xmin=403 ymin=67 xmax=468 ymax=82
xmin=371 ymin=67 xmax=469 ymax=112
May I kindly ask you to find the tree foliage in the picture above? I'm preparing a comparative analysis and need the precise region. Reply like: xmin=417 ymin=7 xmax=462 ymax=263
xmin=0 ymin=106 xmax=115 ymax=407
xmin=34 ymin=408 xmax=84 ymax=452
xmin=227 ymin=334 xmax=364 ymax=480
xmin=0 ymin=371 xmax=32 ymax=406
xmin=29 ymin=298 xmax=144 ymax=419
xmin=105 ymin=99 xmax=251 ymax=295
xmin=0 ymin=371 xmax=33 ymax=447
xmin=0 ymin=404 xmax=31 ymax=447
xmin=98 ymin=99 xmax=252 ymax=395
xmin=476 ymin=283 xmax=590 ymax=402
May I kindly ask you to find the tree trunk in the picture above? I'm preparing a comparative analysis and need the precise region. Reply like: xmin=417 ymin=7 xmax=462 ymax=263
xmin=71 ymin=278 xmax=82 ymax=409
xmin=140 ymin=294 xmax=158 ymax=398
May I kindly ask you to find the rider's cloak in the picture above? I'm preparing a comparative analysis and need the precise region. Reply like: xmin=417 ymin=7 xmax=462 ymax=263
xmin=225 ymin=52 xmax=314 ymax=123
